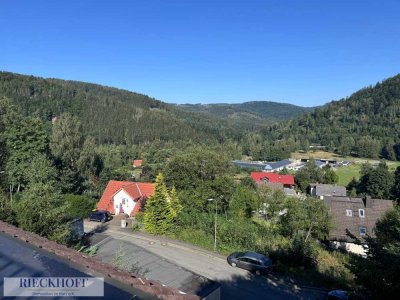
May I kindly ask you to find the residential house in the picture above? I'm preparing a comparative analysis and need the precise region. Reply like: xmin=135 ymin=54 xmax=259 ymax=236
xmin=309 ymin=183 xmax=347 ymax=198
xmin=250 ymin=172 xmax=295 ymax=188
xmin=133 ymin=159 xmax=143 ymax=168
xmin=324 ymin=196 xmax=394 ymax=254
xmin=97 ymin=180 xmax=154 ymax=217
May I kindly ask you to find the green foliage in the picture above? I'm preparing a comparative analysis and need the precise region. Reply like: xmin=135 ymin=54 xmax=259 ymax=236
xmin=228 ymin=185 xmax=260 ymax=219
xmin=264 ymin=74 xmax=400 ymax=160
xmin=15 ymin=182 xmax=72 ymax=243
xmin=295 ymin=160 xmax=339 ymax=192
xmin=169 ymin=186 xmax=183 ymax=218
xmin=50 ymin=112 xmax=84 ymax=170
xmin=63 ymin=194 xmax=96 ymax=219
xmin=279 ymin=197 xmax=332 ymax=240
xmin=0 ymin=72 xmax=239 ymax=146
xmin=349 ymin=206 xmax=400 ymax=298
xmin=144 ymin=173 xmax=175 ymax=234
xmin=392 ymin=167 xmax=400 ymax=203
xmin=358 ymin=162 xmax=394 ymax=198
xmin=294 ymin=159 xmax=323 ymax=191
xmin=0 ymin=190 xmax=17 ymax=225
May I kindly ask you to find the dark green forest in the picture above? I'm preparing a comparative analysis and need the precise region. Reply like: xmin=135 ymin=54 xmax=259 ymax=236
xmin=178 ymin=101 xmax=315 ymax=129
xmin=0 ymin=71 xmax=241 ymax=146
xmin=263 ymin=74 xmax=400 ymax=160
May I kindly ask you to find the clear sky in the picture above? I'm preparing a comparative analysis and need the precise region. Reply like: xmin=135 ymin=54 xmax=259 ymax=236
xmin=1 ymin=0 xmax=400 ymax=106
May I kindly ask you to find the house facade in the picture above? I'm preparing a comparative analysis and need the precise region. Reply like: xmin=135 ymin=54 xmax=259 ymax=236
xmin=324 ymin=196 xmax=394 ymax=242
xmin=97 ymin=180 xmax=155 ymax=217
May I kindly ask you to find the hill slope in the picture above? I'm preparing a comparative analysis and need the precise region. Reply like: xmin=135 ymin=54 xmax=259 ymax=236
xmin=178 ymin=101 xmax=315 ymax=127
xmin=0 ymin=72 xmax=239 ymax=145
xmin=267 ymin=74 xmax=400 ymax=159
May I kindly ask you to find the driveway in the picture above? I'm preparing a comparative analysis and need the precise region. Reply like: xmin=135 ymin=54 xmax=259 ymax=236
xmin=84 ymin=221 xmax=326 ymax=300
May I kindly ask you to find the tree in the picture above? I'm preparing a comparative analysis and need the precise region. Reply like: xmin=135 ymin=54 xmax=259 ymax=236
xmin=392 ymin=167 xmax=400 ymax=203
xmin=322 ymin=166 xmax=339 ymax=184
xmin=295 ymin=159 xmax=324 ymax=192
xmin=4 ymin=116 xmax=48 ymax=191
xmin=16 ymin=182 xmax=71 ymax=243
xmin=63 ymin=194 xmax=97 ymax=219
xmin=358 ymin=162 xmax=393 ymax=198
xmin=50 ymin=112 xmax=83 ymax=171
xmin=144 ymin=173 xmax=174 ymax=234
xmin=229 ymin=185 xmax=259 ymax=219
xmin=349 ymin=207 xmax=400 ymax=298
xmin=169 ymin=186 xmax=183 ymax=219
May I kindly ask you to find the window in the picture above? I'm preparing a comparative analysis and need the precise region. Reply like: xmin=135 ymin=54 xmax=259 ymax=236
xmin=358 ymin=209 xmax=365 ymax=218
xmin=359 ymin=227 xmax=367 ymax=236
xmin=346 ymin=209 xmax=353 ymax=217
xmin=122 ymin=198 xmax=126 ymax=205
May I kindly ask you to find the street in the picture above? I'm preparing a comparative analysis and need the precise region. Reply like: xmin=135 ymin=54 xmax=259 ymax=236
xmin=84 ymin=221 xmax=326 ymax=300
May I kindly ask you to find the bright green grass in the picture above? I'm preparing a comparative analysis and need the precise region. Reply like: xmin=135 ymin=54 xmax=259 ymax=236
xmin=336 ymin=161 xmax=400 ymax=186
xmin=336 ymin=165 xmax=361 ymax=186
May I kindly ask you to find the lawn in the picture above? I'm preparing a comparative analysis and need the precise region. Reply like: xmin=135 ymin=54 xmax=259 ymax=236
xmin=291 ymin=150 xmax=400 ymax=187
xmin=335 ymin=165 xmax=361 ymax=186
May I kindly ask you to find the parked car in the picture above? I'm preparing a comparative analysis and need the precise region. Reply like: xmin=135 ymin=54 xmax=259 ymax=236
xmin=89 ymin=210 xmax=111 ymax=223
xmin=227 ymin=251 xmax=273 ymax=275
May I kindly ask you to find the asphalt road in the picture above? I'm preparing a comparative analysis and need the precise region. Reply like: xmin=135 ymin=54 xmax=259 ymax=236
xmin=85 ymin=221 xmax=326 ymax=300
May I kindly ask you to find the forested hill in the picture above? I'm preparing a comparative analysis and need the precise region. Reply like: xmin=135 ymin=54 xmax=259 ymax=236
xmin=265 ymin=74 xmax=400 ymax=160
xmin=178 ymin=101 xmax=315 ymax=127
xmin=0 ymin=72 xmax=240 ymax=145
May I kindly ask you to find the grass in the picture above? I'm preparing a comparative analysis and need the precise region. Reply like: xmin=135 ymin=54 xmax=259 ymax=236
xmin=336 ymin=165 xmax=361 ymax=186
xmin=291 ymin=150 xmax=400 ymax=186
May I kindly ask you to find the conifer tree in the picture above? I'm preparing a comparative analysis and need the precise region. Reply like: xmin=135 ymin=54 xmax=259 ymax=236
xmin=144 ymin=173 xmax=174 ymax=234
xmin=169 ymin=186 xmax=183 ymax=219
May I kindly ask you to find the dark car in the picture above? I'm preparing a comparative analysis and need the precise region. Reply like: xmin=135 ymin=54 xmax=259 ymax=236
xmin=227 ymin=251 xmax=273 ymax=275
xmin=89 ymin=210 xmax=111 ymax=223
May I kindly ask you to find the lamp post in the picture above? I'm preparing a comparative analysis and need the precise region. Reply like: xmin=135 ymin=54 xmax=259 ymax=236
xmin=208 ymin=198 xmax=218 ymax=252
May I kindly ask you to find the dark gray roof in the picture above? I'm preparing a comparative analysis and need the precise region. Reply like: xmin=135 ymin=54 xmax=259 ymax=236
xmin=323 ymin=196 xmax=394 ymax=242
xmin=232 ymin=160 xmax=267 ymax=170
xmin=311 ymin=184 xmax=347 ymax=197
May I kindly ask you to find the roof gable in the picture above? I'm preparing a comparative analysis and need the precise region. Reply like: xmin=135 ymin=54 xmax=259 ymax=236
xmin=250 ymin=172 xmax=294 ymax=185
xmin=97 ymin=180 xmax=155 ymax=213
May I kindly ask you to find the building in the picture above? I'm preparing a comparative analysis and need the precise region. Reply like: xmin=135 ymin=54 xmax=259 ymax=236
xmin=309 ymin=183 xmax=347 ymax=198
xmin=232 ymin=159 xmax=292 ymax=172
xmin=133 ymin=159 xmax=143 ymax=168
xmin=323 ymin=196 xmax=394 ymax=254
xmin=251 ymin=172 xmax=295 ymax=188
xmin=97 ymin=180 xmax=155 ymax=217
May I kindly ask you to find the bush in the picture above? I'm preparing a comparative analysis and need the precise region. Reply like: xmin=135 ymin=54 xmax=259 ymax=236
xmin=64 ymin=194 xmax=97 ymax=219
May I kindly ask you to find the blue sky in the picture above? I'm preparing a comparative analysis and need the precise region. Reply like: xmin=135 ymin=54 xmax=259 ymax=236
xmin=1 ymin=0 xmax=399 ymax=106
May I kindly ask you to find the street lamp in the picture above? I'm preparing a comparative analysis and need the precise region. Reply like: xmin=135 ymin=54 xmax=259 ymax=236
xmin=208 ymin=198 xmax=218 ymax=252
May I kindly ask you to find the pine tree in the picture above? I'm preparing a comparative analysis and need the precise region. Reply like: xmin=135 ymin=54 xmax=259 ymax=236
xmin=144 ymin=173 xmax=174 ymax=234
xmin=169 ymin=186 xmax=183 ymax=219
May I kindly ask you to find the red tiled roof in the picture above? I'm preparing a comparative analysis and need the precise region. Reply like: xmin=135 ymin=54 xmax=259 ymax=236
xmin=133 ymin=160 xmax=143 ymax=167
xmin=250 ymin=172 xmax=295 ymax=185
xmin=97 ymin=180 xmax=155 ymax=215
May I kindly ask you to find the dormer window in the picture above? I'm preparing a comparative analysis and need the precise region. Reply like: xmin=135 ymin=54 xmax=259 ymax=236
xmin=346 ymin=209 xmax=352 ymax=217
xmin=359 ymin=209 xmax=365 ymax=218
